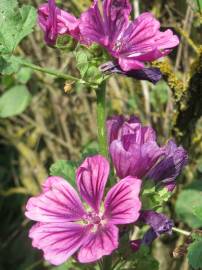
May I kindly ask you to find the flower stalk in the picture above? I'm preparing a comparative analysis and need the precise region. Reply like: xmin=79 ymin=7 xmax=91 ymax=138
xmin=172 ymin=227 xmax=191 ymax=236
xmin=96 ymin=82 xmax=108 ymax=158
xmin=20 ymin=59 xmax=82 ymax=82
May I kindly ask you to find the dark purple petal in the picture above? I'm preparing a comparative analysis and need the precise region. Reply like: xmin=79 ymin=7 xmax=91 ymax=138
xmin=124 ymin=67 xmax=162 ymax=84
xmin=140 ymin=210 xmax=174 ymax=245
xmin=142 ymin=228 xmax=158 ymax=245
xmin=76 ymin=155 xmax=109 ymax=212
xmin=99 ymin=61 xmax=162 ymax=84
xmin=148 ymin=140 xmax=188 ymax=191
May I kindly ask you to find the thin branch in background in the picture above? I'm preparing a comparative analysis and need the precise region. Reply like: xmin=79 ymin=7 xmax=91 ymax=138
xmin=175 ymin=4 xmax=194 ymax=72
xmin=133 ymin=0 xmax=140 ymax=18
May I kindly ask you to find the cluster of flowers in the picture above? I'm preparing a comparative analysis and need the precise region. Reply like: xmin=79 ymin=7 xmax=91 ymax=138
xmin=25 ymin=116 xmax=187 ymax=265
xmin=25 ymin=0 xmax=187 ymax=266
xmin=38 ymin=0 xmax=179 ymax=84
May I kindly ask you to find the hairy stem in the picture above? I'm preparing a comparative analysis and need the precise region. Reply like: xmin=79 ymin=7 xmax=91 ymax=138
xmin=96 ymin=82 xmax=108 ymax=158
xmin=19 ymin=59 xmax=81 ymax=82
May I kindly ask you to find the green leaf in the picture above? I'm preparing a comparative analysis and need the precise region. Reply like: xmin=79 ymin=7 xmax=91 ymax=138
xmin=188 ymin=240 xmax=202 ymax=269
xmin=49 ymin=160 xmax=77 ymax=187
xmin=141 ymin=181 xmax=171 ymax=210
xmin=0 ymin=85 xmax=31 ymax=118
xmin=0 ymin=55 xmax=21 ymax=75
xmin=76 ymin=50 xmax=89 ymax=78
xmin=175 ymin=184 xmax=202 ymax=228
xmin=0 ymin=1 xmax=36 ymax=54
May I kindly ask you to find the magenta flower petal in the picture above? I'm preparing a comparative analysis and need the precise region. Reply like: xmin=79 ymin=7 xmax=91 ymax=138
xmin=104 ymin=176 xmax=142 ymax=224
xmin=76 ymin=155 xmax=109 ymax=212
xmin=106 ymin=115 xmax=125 ymax=144
xmin=110 ymin=139 xmax=163 ymax=179
xmin=25 ymin=177 xmax=85 ymax=222
xmin=77 ymin=224 xmax=118 ymax=263
xmin=103 ymin=0 xmax=131 ymax=46
xmin=80 ymin=0 xmax=107 ymax=46
xmin=118 ymin=58 xmax=145 ymax=71
xmin=38 ymin=0 xmax=80 ymax=45
xmin=29 ymin=222 xmax=91 ymax=265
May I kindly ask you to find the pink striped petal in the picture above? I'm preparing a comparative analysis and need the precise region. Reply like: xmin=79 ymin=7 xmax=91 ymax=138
xmin=103 ymin=0 xmax=131 ymax=46
xmin=76 ymin=155 xmax=110 ymax=212
xmin=80 ymin=0 xmax=108 ymax=46
xmin=77 ymin=224 xmax=118 ymax=263
xmin=25 ymin=177 xmax=85 ymax=222
xmin=118 ymin=57 xmax=145 ymax=71
xmin=104 ymin=176 xmax=142 ymax=224
xmin=29 ymin=222 xmax=91 ymax=265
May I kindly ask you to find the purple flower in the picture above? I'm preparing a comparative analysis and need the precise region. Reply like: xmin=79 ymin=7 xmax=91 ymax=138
xmin=141 ymin=210 xmax=174 ymax=245
xmin=25 ymin=155 xmax=142 ymax=265
xmin=107 ymin=116 xmax=188 ymax=190
xmin=38 ymin=0 xmax=80 ymax=45
xmin=80 ymin=0 xmax=179 ymax=72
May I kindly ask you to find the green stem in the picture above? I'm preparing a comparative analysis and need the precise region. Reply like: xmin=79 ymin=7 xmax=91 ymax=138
xmin=172 ymin=227 xmax=191 ymax=236
xmin=19 ymin=60 xmax=81 ymax=82
xmin=96 ymin=82 xmax=108 ymax=158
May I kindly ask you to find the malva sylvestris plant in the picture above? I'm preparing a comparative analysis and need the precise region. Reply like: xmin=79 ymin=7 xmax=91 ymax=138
xmin=24 ymin=0 xmax=190 ymax=269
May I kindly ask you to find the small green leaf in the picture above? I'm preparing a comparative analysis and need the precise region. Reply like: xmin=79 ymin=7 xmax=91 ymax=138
xmin=141 ymin=181 xmax=171 ymax=210
xmin=49 ymin=160 xmax=77 ymax=187
xmin=188 ymin=240 xmax=202 ymax=269
xmin=0 ymin=85 xmax=31 ymax=118
xmin=0 ymin=55 xmax=21 ymax=75
xmin=76 ymin=50 xmax=89 ymax=78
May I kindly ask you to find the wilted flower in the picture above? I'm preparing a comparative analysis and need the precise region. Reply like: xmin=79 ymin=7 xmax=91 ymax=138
xmin=80 ymin=0 xmax=179 ymax=73
xmin=99 ymin=61 xmax=162 ymax=84
xmin=25 ymin=155 xmax=141 ymax=265
xmin=107 ymin=116 xmax=188 ymax=190
xmin=38 ymin=0 xmax=80 ymax=45
xmin=141 ymin=210 xmax=174 ymax=245
xmin=130 ymin=211 xmax=173 ymax=251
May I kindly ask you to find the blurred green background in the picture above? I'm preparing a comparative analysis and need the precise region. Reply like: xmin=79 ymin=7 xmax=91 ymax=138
xmin=0 ymin=0 xmax=202 ymax=269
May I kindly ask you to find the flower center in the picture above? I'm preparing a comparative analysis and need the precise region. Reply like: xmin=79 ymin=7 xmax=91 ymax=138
xmin=84 ymin=211 xmax=103 ymax=225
